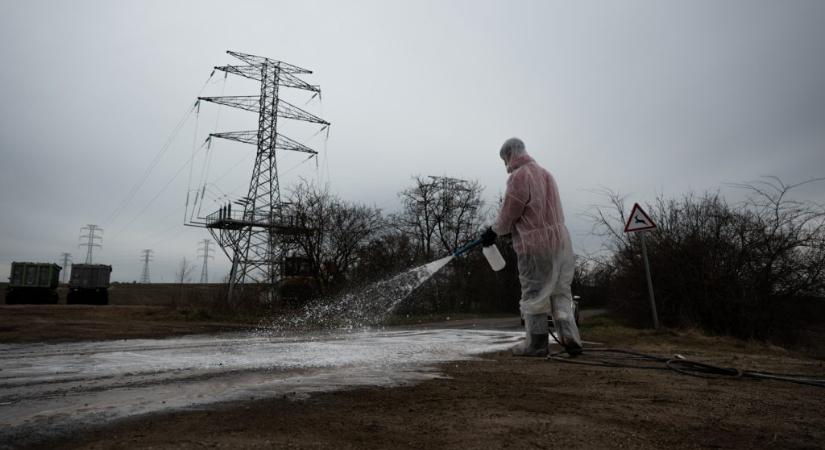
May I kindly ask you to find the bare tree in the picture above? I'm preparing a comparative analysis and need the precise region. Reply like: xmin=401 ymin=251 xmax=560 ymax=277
xmin=582 ymin=187 xmax=631 ymax=253
xmin=395 ymin=176 xmax=441 ymax=259
xmin=728 ymin=177 xmax=825 ymax=299
xmin=395 ymin=175 xmax=486 ymax=258
xmin=175 ymin=257 xmax=197 ymax=285
xmin=431 ymin=177 xmax=485 ymax=253
xmin=352 ymin=231 xmax=419 ymax=282
xmin=285 ymin=179 xmax=385 ymax=291
xmin=173 ymin=257 xmax=198 ymax=305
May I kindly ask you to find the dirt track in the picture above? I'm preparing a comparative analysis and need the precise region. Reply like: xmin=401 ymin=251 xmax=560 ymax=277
xmin=3 ymin=306 xmax=824 ymax=449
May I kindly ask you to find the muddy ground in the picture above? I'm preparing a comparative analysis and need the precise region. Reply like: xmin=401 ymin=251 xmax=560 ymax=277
xmin=0 ymin=304 xmax=254 ymax=343
xmin=2 ymin=305 xmax=824 ymax=449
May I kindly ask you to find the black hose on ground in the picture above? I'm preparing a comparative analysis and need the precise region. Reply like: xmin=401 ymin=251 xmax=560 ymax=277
xmin=547 ymin=347 xmax=825 ymax=388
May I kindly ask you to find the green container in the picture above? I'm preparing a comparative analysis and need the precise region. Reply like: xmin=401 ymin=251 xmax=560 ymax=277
xmin=69 ymin=264 xmax=112 ymax=289
xmin=67 ymin=264 xmax=112 ymax=305
xmin=8 ymin=262 xmax=61 ymax=289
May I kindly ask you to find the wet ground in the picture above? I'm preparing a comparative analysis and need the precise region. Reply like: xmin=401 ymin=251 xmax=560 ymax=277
xmin=1 ymin=307 xmax=823 ymax=449
xmin=0 ymin=329 xmax=521 ymax=446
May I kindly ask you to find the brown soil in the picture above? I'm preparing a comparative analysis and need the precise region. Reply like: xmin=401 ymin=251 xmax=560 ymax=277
xmin=0 ymin=305 xmax=253 ymax=343
xmin=5 ymin=308 xmax=825 ymax=449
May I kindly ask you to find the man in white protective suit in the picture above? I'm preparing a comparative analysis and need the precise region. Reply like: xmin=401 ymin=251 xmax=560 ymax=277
xmin=480 ymin=138 xmax=583 ymax=357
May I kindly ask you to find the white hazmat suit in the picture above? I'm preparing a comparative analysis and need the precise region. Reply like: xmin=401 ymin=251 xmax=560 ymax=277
xmin=491 ymin=138 xmax=582 ymax=356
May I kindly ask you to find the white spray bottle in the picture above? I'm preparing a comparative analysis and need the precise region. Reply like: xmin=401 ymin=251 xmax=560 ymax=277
xmin=482 ymin=244 xmax=506 ymax=271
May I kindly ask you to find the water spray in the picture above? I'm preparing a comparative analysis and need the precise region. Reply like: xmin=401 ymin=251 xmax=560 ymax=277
xmin=263 ymin=238 xmax=509 ymax=333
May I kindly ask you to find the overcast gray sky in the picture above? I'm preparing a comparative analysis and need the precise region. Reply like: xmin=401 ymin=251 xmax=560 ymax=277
xmin=1 ymin=0 xmax=823 ymax=283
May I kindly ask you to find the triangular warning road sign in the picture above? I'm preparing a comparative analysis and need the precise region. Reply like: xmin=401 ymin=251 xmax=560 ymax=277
xmin=624 ymin=203 xmax=657 ymax=233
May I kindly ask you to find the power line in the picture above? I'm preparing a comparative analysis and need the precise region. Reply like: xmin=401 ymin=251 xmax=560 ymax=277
xmin=190 ymin=73 xmax=228 ymax=216
xmin=79 ymin=225 xmax=103 ymax=264
xmin=140 ymin=249 xmax=154 ymax=283
xmin=105 ymin=72 xmax=217 ymax=227
xmin=106 ymin=103 xmax=198 ymax=227
xmin=111 ymin=139 xmax=210 ymax=240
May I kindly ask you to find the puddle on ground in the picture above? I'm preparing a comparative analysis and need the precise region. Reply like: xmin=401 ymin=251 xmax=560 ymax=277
xmin=0 ymin=329 xmax=521 ymax=443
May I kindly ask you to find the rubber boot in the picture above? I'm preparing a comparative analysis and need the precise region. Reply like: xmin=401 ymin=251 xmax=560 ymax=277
xmin=565 ymin=342 xmax=583 ymax=357
xmin=512 ymin=313 xmax=549 ymax=357
xmin=550 ymin=296 xmax=583 ymax=357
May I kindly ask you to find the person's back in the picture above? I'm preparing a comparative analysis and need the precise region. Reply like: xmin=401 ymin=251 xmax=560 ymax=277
xmin=483 ymin=137 xmax=582 ymax=357
xmin=494 ymin=151 xmax=572 ymax=257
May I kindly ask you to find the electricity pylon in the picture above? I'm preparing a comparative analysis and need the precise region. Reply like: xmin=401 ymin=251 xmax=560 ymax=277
xmin=59 ymin=253 xmax=72 ymax=283
xmin=190 ymin=51 xmax=329 ymax=301
xmin=140 ymin=249 xmax=154 ymax=283
xmin=79 ymin=225 xmax=103 ymax=264
xmin=197 ymin=239 xmax=214 ymax=284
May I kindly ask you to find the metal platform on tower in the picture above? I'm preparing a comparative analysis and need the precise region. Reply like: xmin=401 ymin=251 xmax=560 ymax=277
xmin=204 ymin=205 xmax=312 ymax=236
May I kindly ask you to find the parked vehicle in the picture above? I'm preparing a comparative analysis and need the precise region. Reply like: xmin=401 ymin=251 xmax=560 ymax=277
xmin=278 ymin=256 xmax=318 ymax=303
xmin=67 ymin=264 xmax=112 ymax=305
xmin=5 ymin=262 xmax=61 ymax=304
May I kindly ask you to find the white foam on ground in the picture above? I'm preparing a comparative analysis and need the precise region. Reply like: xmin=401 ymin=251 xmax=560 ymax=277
xmin=0 ymin=328 xmax=520 ymax=441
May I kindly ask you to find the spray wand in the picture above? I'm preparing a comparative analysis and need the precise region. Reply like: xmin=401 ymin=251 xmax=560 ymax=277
xmin=453 ymin=238 xmax=483 ymax=257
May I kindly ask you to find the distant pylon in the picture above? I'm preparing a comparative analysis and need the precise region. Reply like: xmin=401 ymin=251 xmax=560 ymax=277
xmin=59 ymin=253 xmax=72 ymax=283
xmin=79 ymin=224 xmax=103 ymax=264
xmin=140 ymin=249 xmax=154 ymax=283
xmin=197 ymin=239 xmax=214 ymax=284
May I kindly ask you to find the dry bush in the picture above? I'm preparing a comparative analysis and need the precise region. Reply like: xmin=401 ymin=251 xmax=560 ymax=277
xmin=583 ymin=178 xmax=825 ymax=341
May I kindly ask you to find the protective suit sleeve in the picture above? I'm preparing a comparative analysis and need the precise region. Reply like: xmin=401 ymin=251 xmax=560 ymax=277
xmin=492 ymin=170 xmax=529 ymax=236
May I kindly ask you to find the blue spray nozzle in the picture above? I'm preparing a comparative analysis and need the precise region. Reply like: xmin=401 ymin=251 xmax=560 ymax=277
xmin=453 ymin=238 xmax=484 ymax=257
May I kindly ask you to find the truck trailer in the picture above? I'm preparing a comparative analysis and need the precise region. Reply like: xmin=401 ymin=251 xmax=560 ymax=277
xmin=5 ymin=262 xmax=61 ymax=304
xmin=279 ymin=255 xmax=319 ymax=303
xmin=67 ymin=264 xmax=112 ymax=305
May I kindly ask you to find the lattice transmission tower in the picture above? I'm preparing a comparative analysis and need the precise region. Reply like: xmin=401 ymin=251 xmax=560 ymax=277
xmin=140 ymin=249 xmax=153 ymax=283
xmin=197 ymin=239 xmax=214 ymax=284
xmin=59 ymin=253 xmax=72 ymax=283
xmin=189 ymin=51 xmax=329 ymax=300
xmin=79 ymin=224 xmax=103 ymax=264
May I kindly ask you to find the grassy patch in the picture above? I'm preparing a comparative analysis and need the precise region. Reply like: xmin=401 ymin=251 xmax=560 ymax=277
xmin=576 ymin=313 xmax=821 ymax=360
xmin=578 ymin=314 xmax=644 ymax=343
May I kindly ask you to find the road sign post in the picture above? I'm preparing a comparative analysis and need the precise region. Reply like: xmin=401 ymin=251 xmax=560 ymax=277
xmin=639 ymin=233 xmax=659 ymax=329
xmin=624 ymin=203 xmax=659 ymax=329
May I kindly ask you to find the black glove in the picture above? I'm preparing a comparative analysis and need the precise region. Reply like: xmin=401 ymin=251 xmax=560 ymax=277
xmin=480 ymin=226 xmax=497 ymax=247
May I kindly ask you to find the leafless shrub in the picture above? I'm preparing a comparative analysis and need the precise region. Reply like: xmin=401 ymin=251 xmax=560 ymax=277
xmin=172 ymin=257 xmax=197 ymax=305
xmin=583 ymin=178 xmax=825 ymax=340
